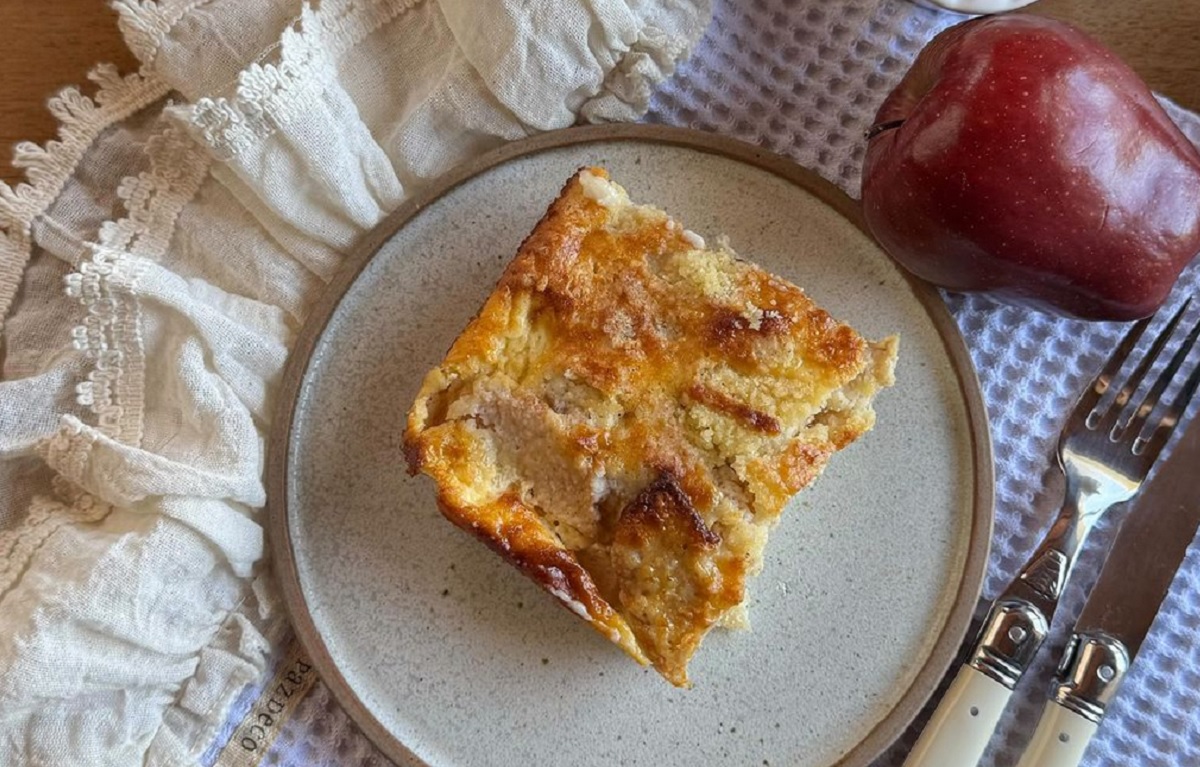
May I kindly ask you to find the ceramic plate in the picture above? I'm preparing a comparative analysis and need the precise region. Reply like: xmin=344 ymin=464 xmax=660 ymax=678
xmin=269 ymin=126 xmax=993 ymax=767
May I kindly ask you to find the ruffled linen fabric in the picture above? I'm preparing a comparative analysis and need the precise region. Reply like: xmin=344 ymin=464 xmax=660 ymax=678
xmin=0 ymin=1 xmax=709 ymax=764
xmin=1 ymin=1 xmax=1198 ymax=766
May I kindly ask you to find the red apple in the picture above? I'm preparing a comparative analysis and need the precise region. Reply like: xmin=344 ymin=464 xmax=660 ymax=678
xmin=862 ymin=14 xmax=1200 ymax=320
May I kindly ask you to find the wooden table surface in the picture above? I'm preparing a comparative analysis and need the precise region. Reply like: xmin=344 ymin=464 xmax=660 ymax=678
xmin=1 ymin=0 xmax=1197 ymax=185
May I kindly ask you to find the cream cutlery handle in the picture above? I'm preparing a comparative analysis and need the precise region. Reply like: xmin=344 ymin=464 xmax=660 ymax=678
xmin=1014 ymin=701 xmax=1098 ymax=767
xmin=902 ymin=666 xmax=1012 ymax=767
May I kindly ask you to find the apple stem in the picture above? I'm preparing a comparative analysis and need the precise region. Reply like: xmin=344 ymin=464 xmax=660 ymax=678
xmin=865 ymin=120 xmax=905 ymax=141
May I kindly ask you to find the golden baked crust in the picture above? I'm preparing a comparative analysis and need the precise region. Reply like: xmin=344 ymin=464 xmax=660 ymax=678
xmin=405 ymin=168 xmax=898 ymax=686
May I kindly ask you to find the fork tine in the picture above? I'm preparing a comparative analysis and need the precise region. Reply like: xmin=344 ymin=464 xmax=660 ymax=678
xmin=1114 ymin=303 xmax=1199 ymax=439
xmin=1136 ymin=319 xmax=1200 ymax=459
xmin=1095 ymin=300 xmax=1193 ymax=430
xmin=1075 ymin=316 xmax=1153 ymax=430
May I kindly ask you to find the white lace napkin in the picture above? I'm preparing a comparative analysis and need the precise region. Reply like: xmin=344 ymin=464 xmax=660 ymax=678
xmin=1 ymin=1 xmax=1197 ymax=766
xmin=0 ymin=1 xmax=708 ymax=764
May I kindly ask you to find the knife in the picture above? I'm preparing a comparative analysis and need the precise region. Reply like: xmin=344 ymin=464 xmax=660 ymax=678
xmin=1015 ymin=415 xmax=1200 ymax=767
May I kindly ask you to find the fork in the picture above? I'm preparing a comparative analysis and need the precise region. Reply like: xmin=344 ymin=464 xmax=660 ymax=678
xmin=903 ymin=298 xmax=1200 ymax=767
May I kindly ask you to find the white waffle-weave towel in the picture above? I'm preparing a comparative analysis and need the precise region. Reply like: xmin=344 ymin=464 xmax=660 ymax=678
xmin=0 ymin=2 xmax=1197 ymax=766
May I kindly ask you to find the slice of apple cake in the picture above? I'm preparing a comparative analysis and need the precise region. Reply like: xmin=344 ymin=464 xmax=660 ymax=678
xmin=405 ymin=168 xmax=898 ymax=686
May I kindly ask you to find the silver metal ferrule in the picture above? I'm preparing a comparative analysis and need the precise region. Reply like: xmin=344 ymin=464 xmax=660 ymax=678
xmin=968 ymin=598 xmax=1050 ymax=689
xmin=1053 ymin=632 xmax=1131 ymax=723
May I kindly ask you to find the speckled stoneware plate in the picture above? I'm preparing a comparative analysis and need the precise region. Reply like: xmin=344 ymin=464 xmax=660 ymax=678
xmin=268 ymin=125 xmax=993 ymax=767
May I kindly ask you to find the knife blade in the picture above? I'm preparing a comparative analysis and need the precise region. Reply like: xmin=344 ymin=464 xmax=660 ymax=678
xmin=1071 ymin=415 xmax=1200 ymax=663
xmin=1013 ymin=417 xmax=1200 ymax=767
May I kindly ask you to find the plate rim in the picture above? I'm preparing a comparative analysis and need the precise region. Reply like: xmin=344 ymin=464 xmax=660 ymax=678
xmin=266 ymin=124 xmax=995 ymax=767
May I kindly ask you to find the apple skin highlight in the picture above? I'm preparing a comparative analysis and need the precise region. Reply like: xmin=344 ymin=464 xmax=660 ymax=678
xmin=862 ymin=15 xmax=1200 ymax=321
